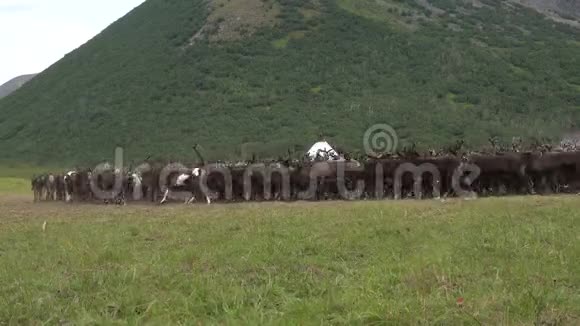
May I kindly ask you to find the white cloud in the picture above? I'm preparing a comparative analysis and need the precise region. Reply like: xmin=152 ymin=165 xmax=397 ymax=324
xmin=0 ymin=0 xmax=145 ymax=84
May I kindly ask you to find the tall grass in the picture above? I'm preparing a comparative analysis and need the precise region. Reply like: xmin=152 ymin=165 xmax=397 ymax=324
xmin=0 ymin=196 xmax=578 ymax=324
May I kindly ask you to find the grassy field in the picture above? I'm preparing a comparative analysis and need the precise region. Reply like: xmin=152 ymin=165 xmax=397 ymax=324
xmin=0 ymin=165 xmax=60 ymax=194
xmin=0 ymin=165 xmax=59 ymax=179
xmin=0 ymin=185 xmax=579 ymax=324
xmin=0 ymin=178 xmax=29 ymax=194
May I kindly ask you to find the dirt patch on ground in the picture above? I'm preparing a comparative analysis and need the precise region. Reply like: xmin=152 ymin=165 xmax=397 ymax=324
xmin=0 ymin=194 xmax=162 ymax=224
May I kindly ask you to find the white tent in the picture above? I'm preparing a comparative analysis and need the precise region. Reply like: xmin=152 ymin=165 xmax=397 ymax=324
xmin=306 ymin=141 xmax=340 ymax=160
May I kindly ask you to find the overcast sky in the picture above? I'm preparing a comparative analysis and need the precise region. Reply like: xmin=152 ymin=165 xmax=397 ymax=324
xmin=0 ymin=0 xmax=146 ymax=85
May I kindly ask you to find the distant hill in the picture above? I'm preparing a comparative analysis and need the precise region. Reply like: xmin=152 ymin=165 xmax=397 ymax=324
xmin=0 ymin=0 xmax=579 ymax=165
xmin=0 ymin=74 xmax=37 ymax=99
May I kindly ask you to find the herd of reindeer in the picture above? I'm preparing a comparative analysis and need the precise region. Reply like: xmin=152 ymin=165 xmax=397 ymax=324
xmin=30 ymin=140 xmax=580 ymax=205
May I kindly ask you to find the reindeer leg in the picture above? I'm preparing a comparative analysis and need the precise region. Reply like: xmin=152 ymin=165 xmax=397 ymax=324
xmin=65 ymin=189 xmax=72 ymax=203
xmin=160 ymin=189 xmax=170 ymax=204
xmin=118 ymin=192 xmax=126 ymax=206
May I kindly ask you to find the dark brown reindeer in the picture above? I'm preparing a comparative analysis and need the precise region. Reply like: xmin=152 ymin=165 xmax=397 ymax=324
xmin=91 ymin=163 xmax=126 ymax=205
xmin=31 ymin=175 xmax=44 ymax=202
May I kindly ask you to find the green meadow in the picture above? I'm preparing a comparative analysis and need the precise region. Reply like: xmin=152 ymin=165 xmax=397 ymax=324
xmin=0 ymin=187 xmax=578 ymax=324
xmin=0 ymin=165 xmax=56 ymax=194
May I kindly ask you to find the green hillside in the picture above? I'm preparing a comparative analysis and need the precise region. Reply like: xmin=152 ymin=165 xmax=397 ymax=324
xmin=0 ymin=0 xmax=579 ymax=165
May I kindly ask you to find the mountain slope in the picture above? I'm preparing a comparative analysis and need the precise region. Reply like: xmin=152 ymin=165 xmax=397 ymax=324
xmin=0 ymin=74 xmax=37 ymax=99
xmin=513 ymin=0 xmax=580 ymax=27
xmin=0 ymin=0 xmax=579 ymax=164
xmin=514 ymin=0 xmax=580 ymax=18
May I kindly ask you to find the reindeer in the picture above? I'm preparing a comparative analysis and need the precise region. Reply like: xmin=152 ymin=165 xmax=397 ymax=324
xmin=160 ymin=145 xmax=212 ymax=205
